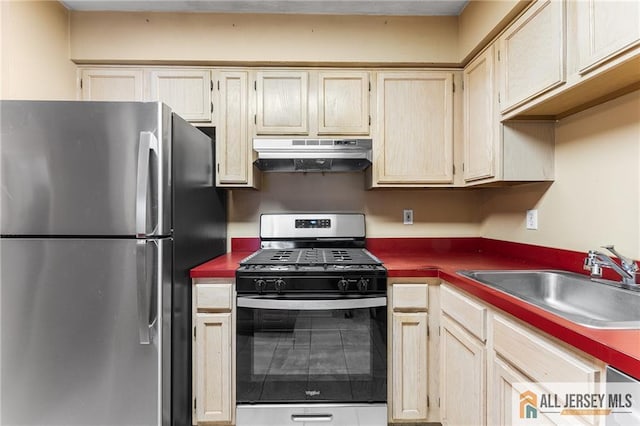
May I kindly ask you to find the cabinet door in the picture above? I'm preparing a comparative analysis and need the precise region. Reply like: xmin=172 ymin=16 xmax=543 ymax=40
xmin=440 ymin=316 xmax=485 ymax=426
xmin=195 ymin=313 xmax=233 ymax=424
xmin=375 ymin=72 xmax=454 ymax=184
xmin=499 ymin=0 xmax=565 ymax=113
xmin=79 ymin=68 xmax=144 ymax=101
xmin=576 ymin=0 xmax=640 ymax=74
xmin=148 ymin=69 xmax=212 ymax=122
xmin=492 ymin=357 xmax=556 ymax=426
xmin=215 ymin=71 xmax=251 ymax=185
xmin=256 ymin=71 xmax=308 ymax=134
xmin=391 ymin=312 xmax=429 ymax=421
xmin=318 ymin=71 xmax=370 ymax=135
xmin=463 ymin=46 xmax=497 ymax=182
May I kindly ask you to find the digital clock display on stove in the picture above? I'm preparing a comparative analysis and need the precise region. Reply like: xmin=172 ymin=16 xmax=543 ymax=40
xmin=295 ymin=219 xmax=331 ymax=228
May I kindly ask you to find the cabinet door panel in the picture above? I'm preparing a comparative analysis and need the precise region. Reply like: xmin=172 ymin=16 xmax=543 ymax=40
xmin=463 ymin=47 xmax=497 ymax=182
xmin=576 ymin=0 xmax=640 ymax=74
xmin=195 ymin=313 xmax=232 ymax=424
xmin=256 ymin=71 xmax=308 ymax=134
xmin=148 ymin=69 xmax=212 ymax=122
xmin=216 ymin=71 xmax=250 ymax=185
xmin=499 ymin=0 xmax=565 ymax=112
xmin=375 ymin=72 xmax=453 ymax=184
xmin=80 ymin=68 xmax=144 ymax=101
xmin=440 ymin=316 xmax=485 ymax=426
xmin=318 ymin=71 xmax=370 ymax=135
xmin=391 ymin=312 xmax=428 ymax=421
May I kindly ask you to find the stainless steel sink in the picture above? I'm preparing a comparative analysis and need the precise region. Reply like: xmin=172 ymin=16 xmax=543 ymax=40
xmin=457 ymin=270 xmax=640 ymax=329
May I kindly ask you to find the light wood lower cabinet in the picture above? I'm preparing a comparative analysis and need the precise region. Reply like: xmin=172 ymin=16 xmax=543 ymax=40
xmin=389 ymin=280 xmax=439 ymax=424
xmin=192 ymin=281 xmax=235 ymax=425
xmin=439 ymin=282 xmax=605 ymax=426
xmin=440 ymin=306 xmax=486 ymax=426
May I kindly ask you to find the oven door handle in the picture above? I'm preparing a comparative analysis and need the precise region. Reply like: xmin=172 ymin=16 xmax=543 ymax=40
xmin=236 ymin=296 xmax=387 ymax=310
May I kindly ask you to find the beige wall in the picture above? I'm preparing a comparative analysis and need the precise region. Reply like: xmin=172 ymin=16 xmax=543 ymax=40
xmin=0 ymin=1 xmax=76 ymax=100
xmin=480 ymin=91 xmax=640 ymax=258
xmin=70 ymin=12 xmax=458 ymax=65
xmin=228 ymin=173 xmax=482 ymax=240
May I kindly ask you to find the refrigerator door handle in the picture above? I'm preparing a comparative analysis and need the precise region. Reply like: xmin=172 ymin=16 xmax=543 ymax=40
xmin=136 ymin=131 xmax=159 ymax=238
xmin=136 ymin=240 xmax=156 ymax=345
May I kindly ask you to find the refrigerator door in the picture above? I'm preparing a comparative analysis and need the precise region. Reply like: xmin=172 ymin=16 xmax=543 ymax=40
xmin=0 ymin=100 xmax=171 ymax=237
xmin=0 ymin=237 xmax=171 ymax=426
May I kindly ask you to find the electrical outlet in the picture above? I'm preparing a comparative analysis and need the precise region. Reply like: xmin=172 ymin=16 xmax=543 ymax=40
xmin=526 ymin=209 xmax=538 ymax=230
xmin=403 ymin=209 xmax=413 ymax=225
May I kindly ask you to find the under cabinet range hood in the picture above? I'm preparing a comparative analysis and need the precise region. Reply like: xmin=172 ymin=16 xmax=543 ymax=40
xmin=253 ymin=138 xmax=372 ymax=172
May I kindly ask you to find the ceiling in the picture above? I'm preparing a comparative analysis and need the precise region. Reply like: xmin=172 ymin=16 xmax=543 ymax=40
xmin=61 ymin=0 xmax=470 ymax=16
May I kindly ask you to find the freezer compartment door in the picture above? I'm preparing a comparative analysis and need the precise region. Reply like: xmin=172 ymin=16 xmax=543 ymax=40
xmin=0 ymin=100 xmax=171 ymax=237
xmin=0 ymin=238 xmax=171 ymax=426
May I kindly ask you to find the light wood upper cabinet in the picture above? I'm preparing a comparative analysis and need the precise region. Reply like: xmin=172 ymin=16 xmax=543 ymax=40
xmin=373 ymin=71 xmax=454 ymax=186
xmin=463 ymin=44 xmax=555 ymax=186
xmin=79 ymin=68 xmax=144 ymax=101
xmin=575 ymin=0 xmax=640 ymax=74
xmin=498 ymin=0 xmax=566 ymax=113
xmin=148 ymin=69 xmax=212 ymax=122
xmin=463 ymin=46 xmax=497 ymax=182
xmin=214 ymin=70 xmax=257 ymax=187
xmin=255 ymin=71 xmax=309 ymax=135
xmin=317 ymin=71 xmax=370 ymax=135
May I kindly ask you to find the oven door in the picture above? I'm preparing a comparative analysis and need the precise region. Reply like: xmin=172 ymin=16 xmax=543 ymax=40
xmin=236 ymin=295 xmax=387 ymax=405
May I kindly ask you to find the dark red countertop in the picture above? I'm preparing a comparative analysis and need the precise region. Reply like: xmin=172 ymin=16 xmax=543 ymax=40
xmin=190 ymin=237 xmax=640 ymax=379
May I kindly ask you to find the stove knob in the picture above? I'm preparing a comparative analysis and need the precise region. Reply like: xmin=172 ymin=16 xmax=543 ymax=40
xmin=254 ymin=279 xmax=267 ymax=293
xmin=337 ymin=278 xmax=349 ymax=292
xmin=274 ymin=279 xmax=286 ymax=293
xmin=357 ymin=278 xmax=369 ymax=293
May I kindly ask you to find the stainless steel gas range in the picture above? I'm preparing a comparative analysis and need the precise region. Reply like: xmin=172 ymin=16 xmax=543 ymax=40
xmin=235 ymin=214 xmax=387 ymax=426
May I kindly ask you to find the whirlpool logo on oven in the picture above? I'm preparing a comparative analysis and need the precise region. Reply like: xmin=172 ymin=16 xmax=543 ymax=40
xmin=305 ymin=390 xmax=321 ymax=397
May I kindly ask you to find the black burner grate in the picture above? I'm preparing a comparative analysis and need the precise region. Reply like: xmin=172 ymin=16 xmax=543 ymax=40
xmin=240 ymin=248 xmax=380 ymax=266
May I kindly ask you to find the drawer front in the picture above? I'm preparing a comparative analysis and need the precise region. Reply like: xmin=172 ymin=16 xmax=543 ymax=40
xmin=493 ymin=314 xmax=600 ymax=385
xmin=440 ymin=284 xmax=487 ymax=341
xmin=392 ymin=283 xmax=429 ymax=311
xmin=196 ymin=283 xmax=233 ymax=311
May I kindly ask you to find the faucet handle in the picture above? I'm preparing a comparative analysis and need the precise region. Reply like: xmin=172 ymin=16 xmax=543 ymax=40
xmin=601 ymin=245 xmax=638 ymax=273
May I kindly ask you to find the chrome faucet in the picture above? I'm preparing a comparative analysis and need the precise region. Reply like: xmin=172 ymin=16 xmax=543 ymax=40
xmin=583 ymin=245 xmax=639 ymax=287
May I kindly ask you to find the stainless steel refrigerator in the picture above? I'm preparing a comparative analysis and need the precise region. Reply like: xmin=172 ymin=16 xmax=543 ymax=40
xmin=0 ymin=100 xmax=226 ymax=426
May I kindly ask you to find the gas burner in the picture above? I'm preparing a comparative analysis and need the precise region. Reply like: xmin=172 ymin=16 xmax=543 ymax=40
xmin=269 ymin=250 xmax=293 ymax=262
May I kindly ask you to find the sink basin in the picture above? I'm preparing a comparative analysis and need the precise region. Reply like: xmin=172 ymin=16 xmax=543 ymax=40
xmin=457 ymin=270 xmax=640 ymax=329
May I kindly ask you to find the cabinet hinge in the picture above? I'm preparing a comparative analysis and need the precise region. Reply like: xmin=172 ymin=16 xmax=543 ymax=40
xmin=368 ymin=81 xmax=371 ymax=92
xmin=438 ymin=327 xmax=441 ymax=337
xmin=461 ymin=80 xmax=464 ymax=91
xmin=427 ymin=396 xmax=430 ymax=407
xmin=193 ymin=326 xmax=196 ymax=339
xmin=210 ymin=80 xmax=213 ymax=91
xmin=217 ymin=163 xmax=220 ymax=173
xmin=452 ymin=82 xmax=455 ymax=93
xmin=254 ymin=114 xmax=257 ymax=124
xmin=217 ymin=80 xmax=220 ymax=90
xmin=498 ymin=50 xmax=501 ymax=61
xmin=462 ymin=163 xmax=465 ymax=172
xmin=453 ymin=164 xmax=456 ymax=175
xmin=438 ymin=397 xmax=441 ymax=407
xmin=254 ymin=81 xmax=257 ymax=90
xmin=194 ymin=398 xmax=197 ymax=410
xmin=211 ymin=102 xmax=213 ymax=113
xmin=368 ymin=115 xmax=371 ymax=126
xmin=427 ymin=326 xmax=430 ymax=338
xmin=498 ymin=92 xmax=501 ymax=104
xmin=79 ymin=78 xmax=83 ymax=90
